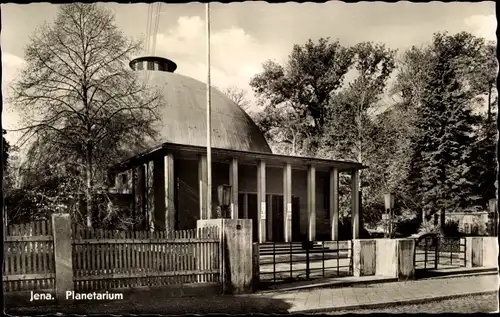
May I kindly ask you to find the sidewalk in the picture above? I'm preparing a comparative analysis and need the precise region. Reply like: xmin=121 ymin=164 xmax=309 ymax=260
xmin=5 ymin=274 xmax=498 ymax=315
xmin=250 ymin=274 xmax=499 ymax=313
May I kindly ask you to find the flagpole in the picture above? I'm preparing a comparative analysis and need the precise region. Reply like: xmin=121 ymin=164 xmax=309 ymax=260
xmin=205 ymin=3 xmax=212 ymax=219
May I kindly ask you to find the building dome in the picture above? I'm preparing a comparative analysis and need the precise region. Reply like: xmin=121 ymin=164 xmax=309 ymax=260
xmin=130 ymin=56 xmax=272 ymax=153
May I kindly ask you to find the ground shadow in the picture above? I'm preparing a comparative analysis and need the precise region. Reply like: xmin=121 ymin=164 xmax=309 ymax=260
xmin=5 ymin=289 xmax=293 ymax=315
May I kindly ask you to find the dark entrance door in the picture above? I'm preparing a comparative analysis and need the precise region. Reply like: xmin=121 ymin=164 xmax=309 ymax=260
xmin=247 ymin=193 xmax=258 ymax=242
xmin=292 ymin=196 xmax=301 ymax=241
xmin=271 ymin=195 xmax=284 ymax=242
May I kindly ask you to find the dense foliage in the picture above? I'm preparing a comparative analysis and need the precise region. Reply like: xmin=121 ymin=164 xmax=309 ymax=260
xmin=7 ymin=4 xmax=161 ymax=227
xmin=250 ymin=32 xmax=497 ymax=229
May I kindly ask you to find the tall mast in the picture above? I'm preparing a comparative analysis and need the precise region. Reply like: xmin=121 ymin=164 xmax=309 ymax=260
xmin=205 ymin=3 xmax=212 ymax=219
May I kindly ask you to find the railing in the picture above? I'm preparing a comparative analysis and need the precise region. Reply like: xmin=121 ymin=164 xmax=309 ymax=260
xmin=71 ymin=225 xmax=221 ymax=291
xmin=414 ymin=236 xmax=466 ymax=270
xmin=3 ymin=220 xmax=56 ymax=293
xmin=259 ymin=240 xmax=353 ymax=284
xmin=3 ymin=218 xmax=222 ymax=294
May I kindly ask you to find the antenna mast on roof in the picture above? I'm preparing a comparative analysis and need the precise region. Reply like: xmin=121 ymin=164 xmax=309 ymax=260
xmin=205 ymin=3 xmax=212 ymax=220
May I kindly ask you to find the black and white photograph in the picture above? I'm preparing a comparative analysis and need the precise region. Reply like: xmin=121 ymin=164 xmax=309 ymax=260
xmin=1 ymin=1 xmax=498 ymax=315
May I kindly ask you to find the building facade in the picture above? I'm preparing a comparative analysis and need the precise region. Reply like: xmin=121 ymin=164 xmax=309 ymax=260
xmin=109 ymin=56 xmax=365 ymax=243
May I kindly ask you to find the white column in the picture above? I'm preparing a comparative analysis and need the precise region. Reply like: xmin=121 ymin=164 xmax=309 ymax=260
xmin=351 ymin=169 xmax=360 ymax=239
xmin=257 ymin=161 xmax=267 ymax=243
xmin=229 ymin=158 xmax=239 ymax=219
xmin=307 ymin=165 xmax=316 ymax=242
xmin=330 ymin=168 xmax=339 ymax=241
xmin=283 ymin=163 xmax=292 ymax=242
xmin=198 ymin=155 xmax=208 ymax=220
xmin=164 ymin=153 xmax=175 ymax=232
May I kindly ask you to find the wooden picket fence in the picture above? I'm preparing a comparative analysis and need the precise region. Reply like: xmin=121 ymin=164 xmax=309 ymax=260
xmin=3 ymin=220 xmax=56 ymax=292
xmin=3 ymin=218 xmax=221 ymax=293
xmin=71 ymin=225 xmax=221 ymax=291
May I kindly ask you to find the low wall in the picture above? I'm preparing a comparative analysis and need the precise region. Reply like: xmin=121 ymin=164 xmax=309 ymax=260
xmin=353 ymin=240 xmax=376 ymax=277
xmin=375 ymin=239 xmax=398 ymax=278
xmin=482 ymin=237 xmax=499 ymax=268
xmin=397 ymin=239 xmax=415 ymax=280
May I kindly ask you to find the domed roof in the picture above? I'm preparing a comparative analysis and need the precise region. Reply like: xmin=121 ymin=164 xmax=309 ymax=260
xmin=131 ymin=56 xmax=272 ymax=154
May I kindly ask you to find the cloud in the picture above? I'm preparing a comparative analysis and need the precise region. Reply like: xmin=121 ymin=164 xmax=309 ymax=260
xmin=153 ymin=16 xmax=286 ymax=102
xmin=464 ymin=14 xmax=497 ymax=42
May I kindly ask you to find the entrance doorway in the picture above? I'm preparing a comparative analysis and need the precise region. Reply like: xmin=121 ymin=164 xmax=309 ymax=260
xmin=238 ymin=193 xmax=301 ymax=243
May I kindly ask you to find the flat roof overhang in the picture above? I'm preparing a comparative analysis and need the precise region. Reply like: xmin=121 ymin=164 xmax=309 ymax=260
xmin=110 ymin=142 xmax=367 ymax=174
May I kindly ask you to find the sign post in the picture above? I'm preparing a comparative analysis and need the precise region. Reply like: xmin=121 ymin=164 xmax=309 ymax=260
xmin=384 ymin=193 xmax=395 ymax=238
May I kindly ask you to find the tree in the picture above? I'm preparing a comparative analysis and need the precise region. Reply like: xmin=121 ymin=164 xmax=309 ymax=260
xmin=250 ymin=38 xmax=354 ymax=155
xmin=222 ymin=86 xmax=251 ymax=111
xmin=410 ymin=32 xmax=485 ymax=223
xmin=10 ymin=4 xmax=161 ymax=227
xmin=321 ymin=42 xmax=396 ymax=228
xmin=2 ymin=130 xmax=9 ymax=172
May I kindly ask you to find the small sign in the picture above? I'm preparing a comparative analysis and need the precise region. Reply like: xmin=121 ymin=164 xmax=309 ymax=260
xmin=261 ymin=202 xmax=266 ymax=219
xmin=287 ymin=203 xmax=292 ymax=213
xmin=382 ymin=214 xmax=390 ymax=220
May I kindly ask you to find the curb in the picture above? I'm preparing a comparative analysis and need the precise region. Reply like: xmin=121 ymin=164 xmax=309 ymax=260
xmin=419 ymin=270 xmax=498 ymax=280
xmin=257 ymin=277 xmax=399 ymax=294
xmin=291 ymin=290 xmax=498 ymax=313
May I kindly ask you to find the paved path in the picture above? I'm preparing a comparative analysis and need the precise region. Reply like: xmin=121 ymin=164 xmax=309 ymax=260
xmin=5 ymin=274 xmax=498 ymax=315
xmin=249 ymin=274 xmax=499 ymax=313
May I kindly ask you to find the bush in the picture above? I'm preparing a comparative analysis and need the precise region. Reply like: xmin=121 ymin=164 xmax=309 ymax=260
xmin=417 ymin=221 xmax=443 ymax=236
xmin=338 ymin=217 xmax=371 ymax=240
xmin=442 ymin=219 xmax=461 ymax=237
xmin=395 ymin=217 xmax=421 ymax=237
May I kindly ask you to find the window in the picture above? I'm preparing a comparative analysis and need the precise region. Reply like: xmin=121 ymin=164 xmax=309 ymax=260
xmin=147 ymin=61 xmax=154 ymax=70
xmin=136 ymin=61 xmax=144 ymax=70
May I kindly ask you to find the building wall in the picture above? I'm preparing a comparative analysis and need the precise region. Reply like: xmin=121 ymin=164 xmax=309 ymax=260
xmin=174 ymin=161 xmax=330 ymax=239
xmin=115 ymin=158 xmax=333 ymax=239
xmin=445 ymin=212 xmax=489 ymax=234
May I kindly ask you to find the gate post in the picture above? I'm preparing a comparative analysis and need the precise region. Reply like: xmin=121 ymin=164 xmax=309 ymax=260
xmin=434 ymin=237 xmax=439 ymax=269
xmin=52 ymin=213 xmax=74 ymax=302
xmin=252 ymin=242 xmax=260 ymax=291
xmin=197 ymin=219 xmax=253 ymax=294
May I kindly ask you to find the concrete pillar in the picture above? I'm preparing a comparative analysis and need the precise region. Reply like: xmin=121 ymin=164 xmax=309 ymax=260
xmin=134 ymin=166 xmax=146 ymax=229
xmin=397 ymin=239 xmax=415 ymax=280
xmin=283 ymin=163 xmax=292 ymax=242
xmin=257 ymin=161 xmax=267 ymax=243
xmin=307 ymin=165 xmax=316 ymax=242
xmin=197 ymin=219 xmax=253 ymax=294
xmin=375 ymin=239 xmax=398 ymax=278
xmin=466 ymin=237 xmax=484 ymax=267
xmin=482 ymin=237 xmax=499 ymax=267
xmin=351 ymin=169 xmax=360 ymax=239
xmin=199 ymin=155 xmax=208 ymax=220
xmin=330 ymin=168 xmax=339 ymax=241
xmin=52 ymin=214 xmax=73 ymax=302
xmin=164 ymin=153 xmax=175 ymax=232
xmin=146 ymin=161 xmax=155 ymax=231
xmin=353 ymin=239 xmax=376 ymax=277
xmin=229 ymin=158 xmax=239 ymax=219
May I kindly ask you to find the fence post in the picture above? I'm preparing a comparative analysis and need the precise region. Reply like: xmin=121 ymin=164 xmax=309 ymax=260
xmin=252 ymin=242 xmax=260 ymax=291
xmin=52 ymin=213 xmax=73 ymax=302
xmin=434 ymin=237 xmax=439 ymax=269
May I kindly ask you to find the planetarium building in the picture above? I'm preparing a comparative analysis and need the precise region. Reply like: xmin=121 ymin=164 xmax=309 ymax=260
xmin=110 ymin=56 xmax=365 ymax=243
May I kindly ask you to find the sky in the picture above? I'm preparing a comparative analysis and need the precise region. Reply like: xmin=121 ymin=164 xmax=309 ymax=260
xmin=1 ymin=1 xmax=497 ymax=147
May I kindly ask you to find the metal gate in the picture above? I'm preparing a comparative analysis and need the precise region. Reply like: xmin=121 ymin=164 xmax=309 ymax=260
xmin=414 ymin=235 xmax=466 ymax=270
xmin=258 ymin=240 xmax=353 ymax=284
